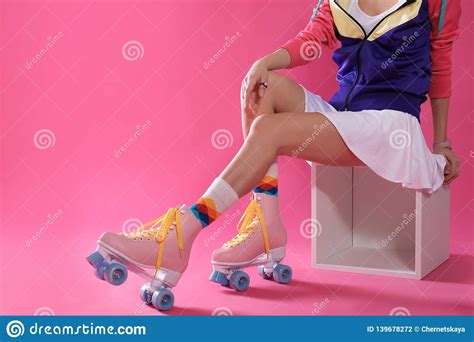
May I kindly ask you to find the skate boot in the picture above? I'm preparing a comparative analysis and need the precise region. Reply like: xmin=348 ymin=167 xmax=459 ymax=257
xmin=86 ymin=205 xmax=201 ymax=311
xmin=209 ymin=193 xmax=291 ymax=291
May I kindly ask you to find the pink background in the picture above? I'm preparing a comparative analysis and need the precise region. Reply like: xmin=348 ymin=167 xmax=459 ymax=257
xmin=1 ymin=0 xmax=472 ymax=316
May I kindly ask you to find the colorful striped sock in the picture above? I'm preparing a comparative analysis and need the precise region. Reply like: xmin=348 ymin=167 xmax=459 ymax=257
xmin=253 ymin=162 xmax=278 ymax=196
xmin=190 ymin=178 xmax=239 ymax=228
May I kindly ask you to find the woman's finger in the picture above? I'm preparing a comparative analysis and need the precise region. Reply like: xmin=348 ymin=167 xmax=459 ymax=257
xmin=440 ymin=150 xmax=462 ymax=184
xmin=250 ymin=87 xmax=262 ymax=113
xmin=451 ymin=161 xmax=460 ymax=180
xmin=442 ymin=154 xmax=453 ymax=183
xmin=444 ymin=164 xmax=457 ymax=183
xmin=252 ymin=91 xmax=260 ymax=113
xmin=447 ymin=154 xmax=460 ymax=173
xmin=241 ymin=77 xmax=249 ymax=104
xmin=454 ymin=159 xmax=460 ymax=173
xmin=444 ymin=162 xmax=454 ymax=180
xmin=443 ymin=156 xmax=451 ymax=176
xmin=444 ymin=173 xmax=455 ymax=184
xmin=444 ymin=173 xmax=454 ymax=184
xmin=445 ymin=173 xmax=457 ymax=184
xmin=258 ymin=74 xmax=269 ymax=98
xmin=245 ymin=77 xmax=257 ymax=108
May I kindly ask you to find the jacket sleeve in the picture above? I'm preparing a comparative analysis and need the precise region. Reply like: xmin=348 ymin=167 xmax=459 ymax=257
xmin=280 ymin=0 xmax=338 ymax=68
xmin=428 ymin=0 xmax=461 ymax=98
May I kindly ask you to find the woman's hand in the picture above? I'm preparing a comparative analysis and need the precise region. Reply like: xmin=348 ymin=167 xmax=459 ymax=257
xmin=241 ymin=59 xmax=269 ymax=115
xmin=435 ymin=147 xmax=460 ymax=184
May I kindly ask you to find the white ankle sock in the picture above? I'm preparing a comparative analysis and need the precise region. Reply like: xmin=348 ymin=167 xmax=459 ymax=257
xmin=265 ymin=162 xmax=278 ymax=178
xmin=190 ymin=178 xmax=239 ymax=227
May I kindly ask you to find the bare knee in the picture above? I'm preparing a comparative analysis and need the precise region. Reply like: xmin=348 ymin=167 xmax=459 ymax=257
xmin=244 ymin=115 xmax=281 ymax=155
xmin=248 ymin=114 xmax=276 ymax=140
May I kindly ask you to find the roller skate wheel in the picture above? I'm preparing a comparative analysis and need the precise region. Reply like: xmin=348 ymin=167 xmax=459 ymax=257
xmin=229 ymin=271 xmax=250 ymax=292
xmin=151 ymin=289 xmax=174 ymax=311
xmin=87 ymin=251 xmax=105 ymax=268
xmin=94 ymin=261 xmax=109 ymax=281
xmin=139 ymin=283 xmax=152 ymax=305
xmin=104 ymin=262 xmax=128 ymax=286
xmin=273 ymin=264 xmax=292 ymax=284
xmin=209 ymin=271 xmax=230 ymax=287
xmin=257 ymin=265 xmax=272 ymax=280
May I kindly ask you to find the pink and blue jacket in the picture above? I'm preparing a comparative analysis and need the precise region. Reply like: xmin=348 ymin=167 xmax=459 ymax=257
xmin=281 ymin=0 xmax=461 ymax=120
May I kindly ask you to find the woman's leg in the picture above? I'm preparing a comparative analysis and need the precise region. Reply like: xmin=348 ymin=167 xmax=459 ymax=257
xmin=222 ymin=112 xmax=364 ymax=196
xmin=209 ymin=111 xmax=364 ymax=286
xmin=93 ymin=75 xmax=364 ymax=305
xmin=241 ymin=71 xmax=306 ymax=196
xmin=95 ymin=88 xmax=366 ymax=305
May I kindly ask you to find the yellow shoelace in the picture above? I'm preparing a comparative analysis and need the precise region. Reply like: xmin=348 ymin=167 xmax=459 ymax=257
xmin=224 ymin=199 xmax=270 ymax=254
xmin=124 ymin=208 xmax=183 ymax=272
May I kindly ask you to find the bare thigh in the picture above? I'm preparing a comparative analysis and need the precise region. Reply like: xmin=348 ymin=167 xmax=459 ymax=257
xmin=222 ymin=86 xmax=364 ymax=195
xmin=257 ymin=112 xmax=365 ymax=166
xmin=256 ymin=74 xmax=360 ymax=165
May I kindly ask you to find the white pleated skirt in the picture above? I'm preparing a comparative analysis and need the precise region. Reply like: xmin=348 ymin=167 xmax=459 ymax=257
xmin=301 ymin=86 xmax=446 ymax=194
